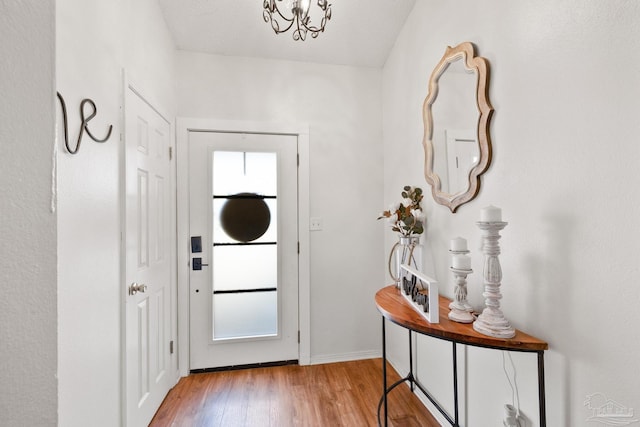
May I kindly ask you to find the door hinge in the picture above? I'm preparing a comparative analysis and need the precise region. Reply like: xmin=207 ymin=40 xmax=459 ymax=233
xmin=170 ymin=340 xmax=174 ymax=354
xmin=298 ymin=331 xmax=300 ymax=343
xmin=297 ymin=242 xmax=300 ymax=254
xmin=169 ymin=146 xmax=173 ymax=160
xmin=297 ymin=153 xmax=299 ymax=166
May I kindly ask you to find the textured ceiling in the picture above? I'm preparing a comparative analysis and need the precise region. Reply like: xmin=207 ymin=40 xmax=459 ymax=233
xmin=158 ymin=0 xmax=416 ymax=68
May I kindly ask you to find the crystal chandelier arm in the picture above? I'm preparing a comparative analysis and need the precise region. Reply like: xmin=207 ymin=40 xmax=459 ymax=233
xmin=262 ymin=0 xmax=292 ymax=32
xmin=271 ymin=0 xmax=294 ymax=22
xmin=298 ymin=2 xmax=331 ymax=37
xmin=263 ymin=12 xmax=296 ymax=34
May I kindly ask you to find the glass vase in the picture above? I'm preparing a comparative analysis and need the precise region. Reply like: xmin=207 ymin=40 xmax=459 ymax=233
xmin=389 ymin=235 xmax=420 ymax=289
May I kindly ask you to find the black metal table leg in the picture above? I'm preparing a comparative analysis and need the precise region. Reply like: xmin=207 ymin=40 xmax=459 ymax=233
xmin=409 ymin=330 xmax=414 ymax=392
xmin=538 ymin=351 xmax=546 ymax=427
xmin=381 ymin=317 xmax=387 ymax=427
xmin=452 ymin=342 xmax=459 ymax=426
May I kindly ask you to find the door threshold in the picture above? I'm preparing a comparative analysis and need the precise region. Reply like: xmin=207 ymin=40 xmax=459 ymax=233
xmin=190 ymin=359 xmax=299 ymax=374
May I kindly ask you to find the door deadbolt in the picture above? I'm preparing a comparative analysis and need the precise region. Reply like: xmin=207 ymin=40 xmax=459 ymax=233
xmin=129 ymin=282 xmax=147 ymax=295
xmin=192 ymin=257 xmax=209 ymax=270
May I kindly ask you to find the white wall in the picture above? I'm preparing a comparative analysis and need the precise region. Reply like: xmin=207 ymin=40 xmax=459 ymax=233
xmin=56 ymin=0 xmax=175 ymax=425
xmin=0 ymin=2 xmax=57 ymax=425
xmin=383 ymin=0 xmax=640 ymax=426
xmin=176 ymin=52 xmax=385 ymax=362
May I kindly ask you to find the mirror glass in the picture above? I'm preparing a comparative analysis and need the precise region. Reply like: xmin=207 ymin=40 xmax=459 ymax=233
xmin=422 ymin=42 xmax=493 ymax=213
xmin=431 ymin=58 xmax=479 ymax=195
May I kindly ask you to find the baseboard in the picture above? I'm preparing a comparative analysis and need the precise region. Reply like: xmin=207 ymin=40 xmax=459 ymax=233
xmin=309 ymin=350 xmax=380 ymax=365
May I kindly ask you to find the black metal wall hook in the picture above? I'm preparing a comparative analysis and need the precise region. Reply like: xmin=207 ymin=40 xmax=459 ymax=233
xmin=56 ymin=91 xmax=113 ymax=154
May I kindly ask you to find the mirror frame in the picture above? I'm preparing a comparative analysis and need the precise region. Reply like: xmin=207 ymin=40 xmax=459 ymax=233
xmin=422 ymin=42 xmax=494 ymax=213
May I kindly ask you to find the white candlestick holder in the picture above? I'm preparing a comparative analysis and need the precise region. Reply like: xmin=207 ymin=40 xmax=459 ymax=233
xmin=473 ymin=221 xmax=515 ymax=338
xmin=448 ymin=256 xmax=475 ymax=323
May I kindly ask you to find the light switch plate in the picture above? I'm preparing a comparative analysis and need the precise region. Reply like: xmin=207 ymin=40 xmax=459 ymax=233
xmin=310 ymin=217 xmax=323 ymax=231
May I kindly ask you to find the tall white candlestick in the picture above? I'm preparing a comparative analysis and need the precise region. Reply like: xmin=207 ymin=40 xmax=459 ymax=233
xmin=473 ymin=221 xmax=515 ymax=338
xmin=480 ymin=205 xmax=502 ymax=222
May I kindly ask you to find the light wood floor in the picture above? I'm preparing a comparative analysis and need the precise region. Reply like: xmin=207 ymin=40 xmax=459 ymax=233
xmin=150 ymin=358 xmax=439 ymax=427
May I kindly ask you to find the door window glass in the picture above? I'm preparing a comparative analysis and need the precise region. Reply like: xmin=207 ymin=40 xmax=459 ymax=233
xmin=211 ymin=151 xmax=278 ymax=340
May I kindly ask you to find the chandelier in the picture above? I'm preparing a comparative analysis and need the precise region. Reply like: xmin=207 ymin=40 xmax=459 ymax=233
xmin=263 ymin=0 xmax=332 ymax=41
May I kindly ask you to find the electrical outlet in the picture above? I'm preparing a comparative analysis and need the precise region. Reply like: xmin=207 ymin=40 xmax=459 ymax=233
xmin=310 ymin=217 xmax=323 ymax=231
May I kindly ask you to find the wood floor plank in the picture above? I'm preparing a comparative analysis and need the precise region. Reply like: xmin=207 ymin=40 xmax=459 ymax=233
xmin=150 ymin=359 xmax=439 ymax=427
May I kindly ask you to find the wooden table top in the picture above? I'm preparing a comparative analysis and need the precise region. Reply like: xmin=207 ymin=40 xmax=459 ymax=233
xmin=375 ymin=285 xmax=548 ymax=352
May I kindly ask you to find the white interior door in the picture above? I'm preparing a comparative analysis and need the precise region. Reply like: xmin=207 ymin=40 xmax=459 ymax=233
xmin=188 ymin=131 xmax=299 ymax=370
xmin=445 ymin=129 xmax=479 ymax=195
xmin=124 ymin=86 xmax=174 ymax=426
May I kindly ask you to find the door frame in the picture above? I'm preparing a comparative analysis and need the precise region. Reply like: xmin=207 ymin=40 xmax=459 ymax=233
xmin=176 ymin=118 xmax=311 ymax=376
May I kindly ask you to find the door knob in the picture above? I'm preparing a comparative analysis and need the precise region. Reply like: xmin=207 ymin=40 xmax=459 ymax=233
xmin=129 ymin=282 xmax=147 ymax=295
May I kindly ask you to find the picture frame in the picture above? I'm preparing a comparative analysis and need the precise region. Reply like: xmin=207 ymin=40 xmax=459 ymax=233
xmin=400 ymin=264 xmax=439 ymax=324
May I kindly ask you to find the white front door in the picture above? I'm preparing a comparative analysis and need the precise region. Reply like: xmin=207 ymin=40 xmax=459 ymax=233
xmin=445 ymin=129 xmax=479 ymax=195
xmin=187 ymin=131 xmax=299 ymax=370
xmin=124 ymin=85 xmax=174 ymax=426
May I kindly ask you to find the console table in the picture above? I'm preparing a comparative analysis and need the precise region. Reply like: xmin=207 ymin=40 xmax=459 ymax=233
xmin=375 ymin=285 xmax=548 ymax=427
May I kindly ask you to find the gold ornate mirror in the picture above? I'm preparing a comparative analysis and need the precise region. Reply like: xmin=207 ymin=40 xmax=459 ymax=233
xmin=422 ymin=42 xmax=493 ymax=213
